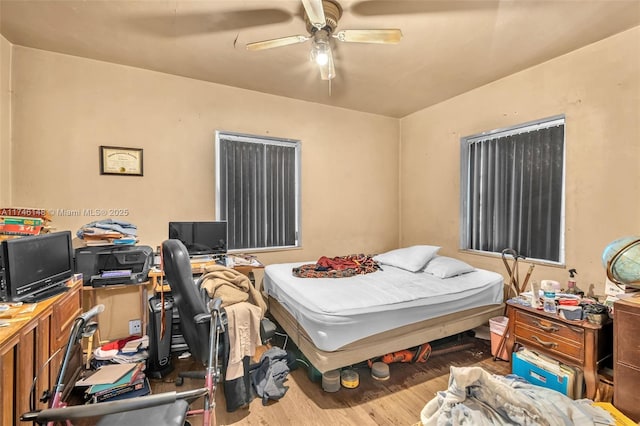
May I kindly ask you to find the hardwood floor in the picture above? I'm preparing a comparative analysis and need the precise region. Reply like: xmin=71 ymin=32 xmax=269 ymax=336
xmin=150 ymin=337 xmax=511 ymax=426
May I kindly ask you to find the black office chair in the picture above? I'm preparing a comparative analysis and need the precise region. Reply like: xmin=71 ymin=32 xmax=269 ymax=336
xmin=162 ymin=238 xmax=223 ymax=385
xmin=162 ymin=239 xmax=276 ymax=413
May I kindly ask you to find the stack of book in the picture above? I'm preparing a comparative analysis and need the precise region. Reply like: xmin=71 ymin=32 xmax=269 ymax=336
xmin=0 ymin=207 xmax=52 ymax=237
xmin=78 ymin=362 xmax=150 ymax=403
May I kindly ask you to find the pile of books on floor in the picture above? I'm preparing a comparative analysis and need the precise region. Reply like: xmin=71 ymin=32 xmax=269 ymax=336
xmin=77 ymin=362 xmax=150 ymax=403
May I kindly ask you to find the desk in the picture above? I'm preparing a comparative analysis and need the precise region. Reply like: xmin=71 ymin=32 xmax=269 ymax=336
xmin=83 ymin=281 xmax=149 ymax=367
xmin=148 ymin=259 xmax=264 ymax=293
xmin=505 ymin=300 xmax=612 ymax=399
xmin=0 ymin=278 xmax=82 ymax=424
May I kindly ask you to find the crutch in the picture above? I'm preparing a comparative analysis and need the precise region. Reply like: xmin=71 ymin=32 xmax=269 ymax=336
xmin=493 ymin=249 xmax=524 ymax=361
xmin=501 ymin=248 xmax=524 ymax=299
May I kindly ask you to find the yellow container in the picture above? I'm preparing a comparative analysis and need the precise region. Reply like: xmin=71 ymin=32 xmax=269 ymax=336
xmin=340 ymin=369 xmax=359 ymax=389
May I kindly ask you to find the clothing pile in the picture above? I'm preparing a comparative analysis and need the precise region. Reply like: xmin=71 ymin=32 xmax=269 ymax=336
xmin=420 ymin=366 xmax=613 ymax=426
xmin=77 ymin=219 xmax=138 ymax=246
xmin=199 ymin=264 xmax=271 ymax=412
xmin=200 ymin=264 xmax=267 ymax=315
xmin=92 ymin=335 xmax=149 ymax=366
xmin=251 ymin=347 xmax=291 ymax=405
xmin=292 ymin=254 xmax=381 ymax=278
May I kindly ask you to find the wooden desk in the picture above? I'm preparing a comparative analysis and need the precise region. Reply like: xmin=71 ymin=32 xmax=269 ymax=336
xmin=0 ymin=278 xmax=82 ymax=425
xmin=505 ymin=300 xmax=612 ymax=400
xmin=82 ymin=281 xmax=150 ymax=369
xmin=148 ymin=259 xmax=264 ymax=293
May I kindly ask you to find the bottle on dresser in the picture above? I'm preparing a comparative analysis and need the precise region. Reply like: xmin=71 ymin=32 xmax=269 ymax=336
xmin=541 ymin=280 xmax=559 ymax=313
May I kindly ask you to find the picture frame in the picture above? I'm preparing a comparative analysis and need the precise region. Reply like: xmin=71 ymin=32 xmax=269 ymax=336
xmin=100 ymin=146 xmax=144 ymax=176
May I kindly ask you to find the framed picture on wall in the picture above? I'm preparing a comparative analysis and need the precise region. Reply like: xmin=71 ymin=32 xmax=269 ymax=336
xmin=100 ymin=146 xmax=144 ymax=176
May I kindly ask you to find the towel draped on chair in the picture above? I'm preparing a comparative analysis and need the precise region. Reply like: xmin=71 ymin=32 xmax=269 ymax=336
xmin=200 ymin=264 xmax=267 ymax=316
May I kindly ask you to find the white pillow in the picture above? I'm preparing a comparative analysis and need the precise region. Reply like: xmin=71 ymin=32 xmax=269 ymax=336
xmin=373 ymin=245 xmax=440 ymax=272
xmin=424 ymin=256 xmax=475 ymax=278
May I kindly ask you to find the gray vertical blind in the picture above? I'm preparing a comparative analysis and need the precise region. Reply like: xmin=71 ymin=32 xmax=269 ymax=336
xmin=218 ymin=134 xmax=298 ymax=250
xmin=463 ymin=119 xmax=564 ymax=262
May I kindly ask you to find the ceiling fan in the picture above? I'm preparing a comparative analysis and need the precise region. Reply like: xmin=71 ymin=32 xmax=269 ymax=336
xmin=246 ymin=0 xmax=402 ymax=81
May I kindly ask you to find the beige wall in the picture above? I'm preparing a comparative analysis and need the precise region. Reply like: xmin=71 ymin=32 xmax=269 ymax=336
xmin=9 ymin=46 xmax=400 ymax=266
xmin=0 ymin=35 xmax=10 ymax=205
xmin=4 ymin=27 xmax=639 ymax=336
xmin=400 ymin=27 xmax=640 ymax=295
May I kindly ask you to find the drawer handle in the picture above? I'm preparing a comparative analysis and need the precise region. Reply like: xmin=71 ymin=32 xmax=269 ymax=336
xmin=532 ymin=335 xmax=558 ymax=348
xmin=533 ymin=321 xmax=559 ymax=332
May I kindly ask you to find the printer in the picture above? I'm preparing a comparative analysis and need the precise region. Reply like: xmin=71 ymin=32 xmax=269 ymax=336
xmin=75 ymin=245 xmax=153 ymax=287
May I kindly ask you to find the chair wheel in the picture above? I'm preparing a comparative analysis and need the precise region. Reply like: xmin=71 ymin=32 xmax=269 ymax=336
xmin=176 ymin=377 xmax=184 ymax=386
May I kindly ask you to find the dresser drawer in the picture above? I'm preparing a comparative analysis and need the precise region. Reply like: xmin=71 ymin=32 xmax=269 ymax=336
xmin=514 ymin=322 xmax=584 ymax=361
xmin=515 ymin=310 xmax=584 ymax=344
xmin=51 ymin=286 xmax=82 ymax=350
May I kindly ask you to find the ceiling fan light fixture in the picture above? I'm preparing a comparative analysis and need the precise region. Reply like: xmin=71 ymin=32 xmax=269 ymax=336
xmin=311 ymin=31 xmax=331 ymax=66
xmin=310 ymin=30 xmax=335 ymax=80
xmin=247 ymin=0 xmax=401 ymax=84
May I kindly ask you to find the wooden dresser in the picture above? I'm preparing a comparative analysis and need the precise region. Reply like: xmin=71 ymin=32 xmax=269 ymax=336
xmin=0 ymin=278 xmax=82 ymax=425
xmin=613 ymin=296 xmax=640 ymax=422
xmin=505 ymin=300 xmax=613 ymax=400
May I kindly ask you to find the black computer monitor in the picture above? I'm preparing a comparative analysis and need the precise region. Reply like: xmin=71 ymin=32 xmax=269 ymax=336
xmin=168 ymin=221 xmax=227 ymax=256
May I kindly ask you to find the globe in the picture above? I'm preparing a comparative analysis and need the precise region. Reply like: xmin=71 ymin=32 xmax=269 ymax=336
xmin=602 ymin=236 xmax=640 ymax=286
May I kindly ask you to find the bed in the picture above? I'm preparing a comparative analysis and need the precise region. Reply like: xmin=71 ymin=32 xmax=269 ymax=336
xmin=263 ymin=246 xmax=506 ymax=373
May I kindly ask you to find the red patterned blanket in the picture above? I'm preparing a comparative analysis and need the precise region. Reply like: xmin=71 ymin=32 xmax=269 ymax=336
xmin=292 ymin=254 xmax=380 ymax=278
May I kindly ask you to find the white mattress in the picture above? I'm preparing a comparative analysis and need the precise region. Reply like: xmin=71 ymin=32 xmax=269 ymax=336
xmin=264 ymin=262 xmax=504 ymax=351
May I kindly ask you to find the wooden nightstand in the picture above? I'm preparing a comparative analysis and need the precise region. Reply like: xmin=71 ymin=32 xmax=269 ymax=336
xmin=505 ymin=300 xmax=613 ymax=399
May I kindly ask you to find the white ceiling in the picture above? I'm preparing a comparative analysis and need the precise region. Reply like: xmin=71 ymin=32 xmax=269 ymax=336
xmin=1 ymin=0 xmax=639 ymax=118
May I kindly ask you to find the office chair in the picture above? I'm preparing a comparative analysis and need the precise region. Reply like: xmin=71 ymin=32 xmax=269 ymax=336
xmin=162 ymin=239 xmax=276 ymax=413
xmin=161 ymin=238 xmax=222 ymax=386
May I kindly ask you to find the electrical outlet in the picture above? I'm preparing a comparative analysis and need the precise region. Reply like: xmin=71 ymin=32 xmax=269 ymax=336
xmin=128 ymin=319 xmax=142 ymax=335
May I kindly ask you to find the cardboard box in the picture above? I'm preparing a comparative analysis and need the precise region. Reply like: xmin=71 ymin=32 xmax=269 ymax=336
xmin=605 ymin=278 xmax=640 ymax=297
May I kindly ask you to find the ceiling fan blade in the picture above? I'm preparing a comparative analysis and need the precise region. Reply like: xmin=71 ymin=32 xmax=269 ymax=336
xmin=302 ymin=0 xmax=326 ymax=29
xmin=351 ymin=1 xmax=498 ymax=16
xmin=246 ymin=35 xmax=309 ymax=51
xmin=319 ymin=47 xmax=335 ymax=80
xmin=333 ymin=29 xmax=403 ymax=44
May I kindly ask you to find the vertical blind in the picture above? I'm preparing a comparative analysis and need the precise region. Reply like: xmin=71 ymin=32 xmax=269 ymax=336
xmin=462 ymin=118 xmax=565 ymax=263
xmin=217 ymin=133 xmax=299 ymax=250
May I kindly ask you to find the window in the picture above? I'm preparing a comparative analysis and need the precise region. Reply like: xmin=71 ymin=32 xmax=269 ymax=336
xmin=460 ymin=116 xmax=565 ymax=264
xmin=215 ymin=131 xmax=301 ymax=251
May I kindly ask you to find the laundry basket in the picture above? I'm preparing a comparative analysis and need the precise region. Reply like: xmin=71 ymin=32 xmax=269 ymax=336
xmin=489 ymin=316 xmax=509 ymax=361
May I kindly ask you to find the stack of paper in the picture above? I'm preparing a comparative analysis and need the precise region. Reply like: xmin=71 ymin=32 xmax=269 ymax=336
xmin=77 ymin=362 xmax=150 ymax=403
xmin=513 ymin=349 xmax=583 ymax=398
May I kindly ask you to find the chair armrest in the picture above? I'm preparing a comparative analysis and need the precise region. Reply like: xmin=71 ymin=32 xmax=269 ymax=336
xmin=193 ymin=313 xmax=211 ymax=324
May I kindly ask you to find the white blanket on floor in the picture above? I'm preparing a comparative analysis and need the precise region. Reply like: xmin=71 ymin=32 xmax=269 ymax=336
xmin=420 ymin=367 xmax=613 ymax=426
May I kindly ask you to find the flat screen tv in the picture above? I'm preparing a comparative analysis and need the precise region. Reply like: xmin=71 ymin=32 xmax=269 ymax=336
xmin=0 ymin=231 xmax=74 ymax=302
xmin=168 ymin=221 xmax=227 ymax=256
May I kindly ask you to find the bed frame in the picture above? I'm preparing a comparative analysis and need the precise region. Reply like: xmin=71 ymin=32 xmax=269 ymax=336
xmin=267 ymin=296 xmax=504 ymax=373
